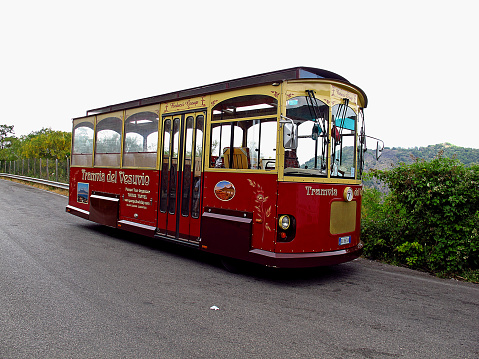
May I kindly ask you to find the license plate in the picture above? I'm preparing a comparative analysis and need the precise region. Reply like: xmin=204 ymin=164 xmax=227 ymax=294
xmin=339 ymin=236 xmax=351 ymax=246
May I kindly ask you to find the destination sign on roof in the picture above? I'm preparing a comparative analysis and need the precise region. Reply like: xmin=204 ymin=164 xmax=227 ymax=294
xmin=164 ymin=96 xmax=207 ymax=113
xmin=331 ymin=85 xmax=358 ymax=104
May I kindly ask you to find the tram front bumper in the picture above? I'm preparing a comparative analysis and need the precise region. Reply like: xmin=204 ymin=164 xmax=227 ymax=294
xmin=248 ymin=242 xmax=363 ymax=268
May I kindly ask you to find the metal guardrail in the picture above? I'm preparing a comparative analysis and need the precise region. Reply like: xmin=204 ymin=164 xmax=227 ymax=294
xmin=0 ymin=173 xmax=69 ymax=191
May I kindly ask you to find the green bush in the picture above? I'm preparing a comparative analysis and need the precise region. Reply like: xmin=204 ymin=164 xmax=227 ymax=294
xmin=361 ymin=156 xmax=479 ymax=277
xmin=396 ymin=241 xmax=426 ymax=268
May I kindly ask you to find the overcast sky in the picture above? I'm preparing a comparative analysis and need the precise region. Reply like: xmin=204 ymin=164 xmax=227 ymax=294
xmin=1 ymin=0 xmax=477 ymax=149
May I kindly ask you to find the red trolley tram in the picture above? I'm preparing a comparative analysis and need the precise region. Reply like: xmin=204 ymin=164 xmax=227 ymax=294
xmin=66 ymin=67 xmax=382 ymax=268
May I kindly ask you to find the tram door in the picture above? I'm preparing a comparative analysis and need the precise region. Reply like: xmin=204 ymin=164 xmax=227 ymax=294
xmin=158 ymin=112 xmax=204 ymax=242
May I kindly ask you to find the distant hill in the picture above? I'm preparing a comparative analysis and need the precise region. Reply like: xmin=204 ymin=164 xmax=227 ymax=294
xmin=364 ymin=143 xmax=479 ymax=172
xmin=362 ymin=143 xmax=479 ymax=191
xmin=302 ymin=142 xmax=479 ymax=174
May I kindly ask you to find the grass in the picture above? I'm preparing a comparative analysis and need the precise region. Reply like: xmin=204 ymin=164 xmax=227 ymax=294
xmin=362 ymin=255 xmax=479 ymax=284
xmin=1 ymin=177 xmax=69 ymax=196
xmin=451 ymin=269 xmax=479 ymax=284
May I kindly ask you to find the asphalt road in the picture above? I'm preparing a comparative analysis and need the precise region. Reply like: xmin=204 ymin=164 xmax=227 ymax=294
xmin=0 ymin=179 xmax=478 ymax=359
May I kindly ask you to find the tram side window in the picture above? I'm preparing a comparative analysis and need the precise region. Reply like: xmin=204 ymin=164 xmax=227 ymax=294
xmin=210 ymin=122 xmax=242 ymax=168
xmin=209 ymin=118 xmax=277 ymax=170
xmin=331 ymin=104 xmax=357 ymax=178
xmin=212 ymin=95 xmax=277 ymax=121
xmin=247 ymin=119 xmax=277 ymax=169
xmin=72 ymin=119 xmax=94 ymax=167
xmin=123 ymin=111 xmax=159 ymax=168
xmin=210 ymin=94 xmax=278 ymax=170
xmin=94 ymin=115 xmax=122 ymax=167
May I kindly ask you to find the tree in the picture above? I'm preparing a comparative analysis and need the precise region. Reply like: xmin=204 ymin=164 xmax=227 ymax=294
xmin=21 ymin=128 xmax=71 ymax=159
xmin=362 ymin=155 xmax=479 ymax=276
xmin=0 ymin=124 xmax=18 ymax=161
xmin=0 ymin=124 xmax=14 ymax=150
xmin=0 ymin=137 xmax=21 ymax=161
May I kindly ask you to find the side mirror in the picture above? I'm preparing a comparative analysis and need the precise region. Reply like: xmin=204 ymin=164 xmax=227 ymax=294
xmin=363 ymin=135 xmax=384 ymax=160
xmin=283 ymin=122 xmax=298 ymax=149
xmin=376 ymin=141 xmax=384 ymax=160
xmin=311 ymin=123 xmax=321 ymax=141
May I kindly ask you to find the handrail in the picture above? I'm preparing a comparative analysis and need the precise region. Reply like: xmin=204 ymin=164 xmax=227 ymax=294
xmin=0 ymin=173 xmax=69 ymax=191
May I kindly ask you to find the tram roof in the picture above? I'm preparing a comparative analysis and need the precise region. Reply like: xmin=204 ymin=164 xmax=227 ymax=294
xmin=86 ymin=66 xmax=367 ymax=116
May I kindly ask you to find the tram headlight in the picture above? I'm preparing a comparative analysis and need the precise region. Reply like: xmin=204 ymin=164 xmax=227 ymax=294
xmin=279 ymin=215 xmax=291 ymax=230
xmin=277 ymin=214 xmax=296 ymax=243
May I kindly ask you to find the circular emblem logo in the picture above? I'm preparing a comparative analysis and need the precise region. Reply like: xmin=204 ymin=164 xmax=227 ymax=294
xmin=214 ymin=180 xmax=236 ymax=201
xmin=343 ymin=187 xmax=354 ymax=202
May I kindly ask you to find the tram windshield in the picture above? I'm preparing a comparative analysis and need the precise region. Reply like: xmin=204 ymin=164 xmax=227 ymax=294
xmin=284 ymin=96 xmax=329 ymax=177
xmin=330 ymin=103 xmax=357 ymax=178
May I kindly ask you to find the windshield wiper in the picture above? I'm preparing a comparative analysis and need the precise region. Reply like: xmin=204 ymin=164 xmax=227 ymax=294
xmin=305 ymin=90 xmax=328 ymax=170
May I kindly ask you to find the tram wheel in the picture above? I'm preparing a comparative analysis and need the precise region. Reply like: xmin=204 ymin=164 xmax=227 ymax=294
xmin=220 ymin=257 xmax=244 ymax=273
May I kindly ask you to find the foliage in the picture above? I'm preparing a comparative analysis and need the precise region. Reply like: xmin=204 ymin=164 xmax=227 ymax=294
xmin=361 ymin=155 xmax=479 ymax=278
xmin=0 ymin=124 xmax=15 ymax=150
xmin=0 ymin=126 xmax=72 ymax=161
xmin=0 ymin=124 xmax=18 ymax=161
xmin=0 ymin=137 xmax=21 ymax=161
xmin=23 ymin=128 xmax=72 ymax=159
